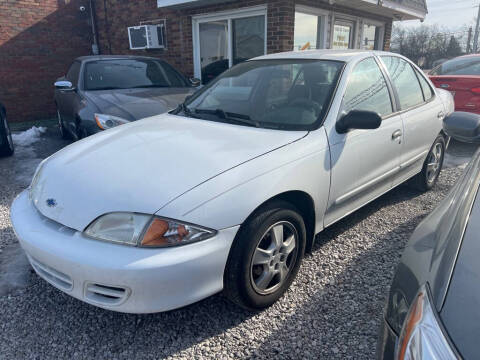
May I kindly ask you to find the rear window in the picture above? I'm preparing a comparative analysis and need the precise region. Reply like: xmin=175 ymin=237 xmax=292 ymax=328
xmin=430 ymin=57 xmax=480 ymax=76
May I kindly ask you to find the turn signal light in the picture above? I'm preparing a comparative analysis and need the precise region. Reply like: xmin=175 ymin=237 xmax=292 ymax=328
xmin=471 ymin=87 xmax=480 ymax=95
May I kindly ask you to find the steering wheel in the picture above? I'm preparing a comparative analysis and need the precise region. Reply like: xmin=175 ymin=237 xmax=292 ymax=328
xmin=288 ymin=98 xmax=322 ymax=115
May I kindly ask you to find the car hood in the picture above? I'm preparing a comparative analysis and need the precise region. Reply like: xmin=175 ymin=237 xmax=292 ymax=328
xmin=31 ymin=114 xmax=307 ymax=232
xmin=84 ymin=87 xmax=195 ymax=120
xmin=440 ymin=188 xmax=480 ymax=360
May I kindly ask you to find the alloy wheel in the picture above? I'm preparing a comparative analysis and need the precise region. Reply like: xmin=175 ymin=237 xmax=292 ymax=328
xmin=426 ymin=142 xmax=443 ymax=183
xmin=250 ymin=221 xmax=298 ymax=295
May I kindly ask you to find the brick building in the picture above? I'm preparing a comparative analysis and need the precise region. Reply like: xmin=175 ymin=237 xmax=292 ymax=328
xmin=1 ymin=0 xmax=428 ymax=122
xmin=0 ymin=0 xmax=92 ymax=123
xmin=94 ymin=0 xmax=428 ymax=84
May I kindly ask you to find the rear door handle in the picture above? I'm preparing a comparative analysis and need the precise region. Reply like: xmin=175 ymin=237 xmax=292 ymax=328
xmin=392 ymin=129 xmax=402 ymax=140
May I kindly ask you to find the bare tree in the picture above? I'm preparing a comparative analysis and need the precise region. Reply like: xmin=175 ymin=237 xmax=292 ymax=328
xmin=391 ymin=24 xmax=465 ymax=68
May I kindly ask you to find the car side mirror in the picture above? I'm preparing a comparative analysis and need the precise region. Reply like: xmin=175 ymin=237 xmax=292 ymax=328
xmin=336 ymin=110 xmax=382 ymax=134
xmin=443 ymin=111 xmax=480 ymax=143
xmin=54 ymin=80 xmax=75 ymax=91
xmin=189 ymin=77 xmax=201 ymax=87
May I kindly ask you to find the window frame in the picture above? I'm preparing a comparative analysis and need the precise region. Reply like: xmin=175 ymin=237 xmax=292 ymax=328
xmin=341 ymin=56 xmax=396 ymax=120
xmin=294 ymin=5 xmax=330 ymax=50
xmin=378 ymin=55 xmax=436 ymax=114
xmin=192 ymin=6 xmax=268 ymax=81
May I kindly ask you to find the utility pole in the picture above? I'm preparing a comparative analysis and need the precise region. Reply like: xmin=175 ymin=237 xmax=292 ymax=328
xmin=473 ymin=5 xmax=480 ymax=53
xmin=467 ymin=27 xmax=473 ymax=53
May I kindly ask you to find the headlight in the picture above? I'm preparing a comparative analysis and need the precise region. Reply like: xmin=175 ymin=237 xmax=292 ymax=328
xmin=84 ymin=213 xmax=216 ymax=247
xmin=29 ymin=158 xmax=48 ymax=202
xmin=94 ymin=113 xmax=129 ymax=130
xmin=396 ymin=285 xmax=457 ymax=360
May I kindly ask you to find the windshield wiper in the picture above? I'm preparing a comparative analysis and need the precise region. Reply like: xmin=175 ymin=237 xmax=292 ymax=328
xmin=194 ymin=108 xmax=260 ymax=128
xmin=130 ymin=84 xmax=170 ymax=89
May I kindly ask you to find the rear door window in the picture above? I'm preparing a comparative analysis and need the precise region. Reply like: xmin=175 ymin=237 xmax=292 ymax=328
xmin=416 ymin=70 xmax=434 ymax=101
xmin=382 ymin=56 xmax=424 ymax=110
xmin=343 ymin=57 xmax=393 ymax=117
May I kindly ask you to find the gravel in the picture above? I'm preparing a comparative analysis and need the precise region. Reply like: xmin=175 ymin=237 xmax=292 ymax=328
xmin=0 ymin=130 xmax=474 ymax=359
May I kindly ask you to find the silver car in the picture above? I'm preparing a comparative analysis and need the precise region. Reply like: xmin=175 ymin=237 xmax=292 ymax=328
xmin=12 ymin=50 xmax=455 ymax=313
xmin=54 ymin=55 xmax=199 ymax=140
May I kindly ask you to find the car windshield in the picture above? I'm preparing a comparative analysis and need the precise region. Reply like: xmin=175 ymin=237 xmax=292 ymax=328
xmin=178 ymin=59 xmax=344 ymax=130
xmin=430 ymin=56 xmax=480 ymax=76
xmin=84 ymin=59 xmax=188 ymax=90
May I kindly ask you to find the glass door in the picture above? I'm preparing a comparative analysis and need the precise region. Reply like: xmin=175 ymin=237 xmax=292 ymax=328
xmin=193 ymin=7 xmax=267 ymax=84
xmin=199 ymin=21 xmax=229 ymax=85
xmin=232 ymin=15 xmax=265 ymax=66
xmin=332 ymin=20 xmax=355 ymax=49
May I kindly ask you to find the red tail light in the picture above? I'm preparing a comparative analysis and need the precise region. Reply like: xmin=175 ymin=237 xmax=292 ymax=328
xmin=471 ymin=87 xmax=480 ymax=95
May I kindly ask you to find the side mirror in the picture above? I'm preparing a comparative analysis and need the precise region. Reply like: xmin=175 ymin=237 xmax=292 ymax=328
xmin=336 ymin=110 xmax=382 ymax=134
xmin=189 ymin=77 xmax=201 ymax=87
xmin=443 ymin=111 xmax=480 ymax=143
xmin=54 ymin=80 xmax=75 ymax=91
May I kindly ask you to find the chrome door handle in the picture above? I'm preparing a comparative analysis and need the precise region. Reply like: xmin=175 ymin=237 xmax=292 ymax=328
xmin=392 ymin=129 xmax=402 ymax=140
xmin=438 ymin=111 xmax=445 ymax=119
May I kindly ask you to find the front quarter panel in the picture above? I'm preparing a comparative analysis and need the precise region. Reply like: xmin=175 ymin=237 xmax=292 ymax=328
xmin=157 ymin=130 xmax=330 ymax=233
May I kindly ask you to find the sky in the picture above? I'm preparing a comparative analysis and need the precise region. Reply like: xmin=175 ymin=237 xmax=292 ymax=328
xmin=402 ymin=0 xmax=478 ymax=28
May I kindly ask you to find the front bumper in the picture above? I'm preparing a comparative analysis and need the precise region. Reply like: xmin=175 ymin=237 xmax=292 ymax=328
xmin=11 ymin=190 xmax=239 ymax=313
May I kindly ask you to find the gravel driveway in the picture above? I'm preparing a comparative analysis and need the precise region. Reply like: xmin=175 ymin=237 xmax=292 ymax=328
xmin=0 ymin=128 xmax=476 ymax=359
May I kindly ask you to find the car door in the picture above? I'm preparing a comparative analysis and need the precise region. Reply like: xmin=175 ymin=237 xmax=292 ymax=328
xmin=57 ymin=61 xmax=81 ymax=134
xmin=324 ymin=56 xmax=403 ymax=226
xmin=381 ymin=56 xmax=444 ymax=185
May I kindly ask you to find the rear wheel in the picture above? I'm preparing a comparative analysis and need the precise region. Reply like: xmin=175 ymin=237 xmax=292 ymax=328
xmin=224 ymin=201 xmax=306 ymax=310
xmin=0 ymin=110 xmax=14 ymax=157
xmin=410 ymin=135 xmax=445 ymax=191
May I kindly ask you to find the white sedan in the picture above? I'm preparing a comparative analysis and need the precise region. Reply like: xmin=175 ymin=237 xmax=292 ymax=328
xmin=11 ymin=50 xmax=454 ymax=313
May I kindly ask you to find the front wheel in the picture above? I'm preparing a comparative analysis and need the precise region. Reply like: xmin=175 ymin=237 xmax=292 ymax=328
xmin=57 ymin=109 xmax=71 ymax=140
xmin=0 ymin=110 xmax=14 ymax=157
xmin=410 ymin=135 xmax=445 ymax=191
xmin=224 ymin=201 xmax=306 ymax=310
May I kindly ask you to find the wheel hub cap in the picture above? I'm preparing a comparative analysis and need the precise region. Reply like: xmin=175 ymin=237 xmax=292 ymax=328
xmin=250 ymin=221 xmax=298 ymax=295
xmin=426 ymin=143 xmax=443 ymax=183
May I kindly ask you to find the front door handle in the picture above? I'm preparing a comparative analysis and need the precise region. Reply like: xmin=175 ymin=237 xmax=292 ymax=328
xmin=392 ymin=129 xmax=402 ymax=140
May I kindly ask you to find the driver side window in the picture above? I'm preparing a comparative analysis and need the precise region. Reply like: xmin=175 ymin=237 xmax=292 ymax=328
xmin=343 ymin=57 xmax=393 ymax=117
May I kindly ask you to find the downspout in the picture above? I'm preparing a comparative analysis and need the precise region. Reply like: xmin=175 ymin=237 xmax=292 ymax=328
xmin=89 ymin=0 xmax=100 ymax=54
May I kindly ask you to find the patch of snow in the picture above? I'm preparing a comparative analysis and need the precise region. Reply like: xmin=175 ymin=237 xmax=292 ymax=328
xmin=11 ymin=126 xmax=46 ymax=147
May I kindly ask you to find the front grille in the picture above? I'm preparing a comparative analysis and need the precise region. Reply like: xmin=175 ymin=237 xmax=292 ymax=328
xmin=84 ymin=283 xmax=130 ymax=306
xmin=29 ymin=256 xmax=73 ymax=291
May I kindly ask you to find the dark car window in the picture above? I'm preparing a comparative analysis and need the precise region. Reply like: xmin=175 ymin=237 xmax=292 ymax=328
xmin=382 ymin=56 xmax=424 ymax=110
xmin=66 ymin=61 xmax=81 ymax=86
xmin=183 ymin=59 xmax=344 ymax=131
xmin=430 ymin=56 xmax=480 ymax=76
xmin=343 ymin=57 xmax=393 ymax=117
xmin=416 ymin=70 xmax=434 ymax=101
xmin=84 ymin=59 xmax=188 ymax=90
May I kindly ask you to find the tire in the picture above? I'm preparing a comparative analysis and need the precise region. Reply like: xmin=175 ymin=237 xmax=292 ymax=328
xmin=224 ymin=200 xmax=306 ymax=310
xmin=410 ymin=135 xmax=446 ymax=191
xmin=0 ymin=109 xmax=14 ymax=157
xmin=57 ymin=108 xmax=71 ymax=140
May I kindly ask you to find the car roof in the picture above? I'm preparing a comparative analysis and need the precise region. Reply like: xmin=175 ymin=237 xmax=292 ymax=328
xmin=252 ymin=49 xmax=397 ymax=62
xmin=75 ymin=55 xmax=164 ymax=63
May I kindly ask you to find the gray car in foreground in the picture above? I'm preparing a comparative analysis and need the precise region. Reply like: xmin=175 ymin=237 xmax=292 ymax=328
xmin=54 ymin=55 xmax=199 ymax=140
xmin=378 ymin=111 xmax=480 ymax=359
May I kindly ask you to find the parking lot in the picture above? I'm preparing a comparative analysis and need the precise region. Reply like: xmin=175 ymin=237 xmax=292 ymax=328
xmin=0 ymin=127 xmax=476 ymax=359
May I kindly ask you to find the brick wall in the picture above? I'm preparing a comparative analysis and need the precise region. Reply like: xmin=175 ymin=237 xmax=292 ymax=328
xmin=0 ymin=0 xmax=92 ymax=123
